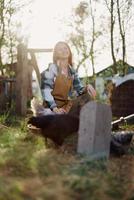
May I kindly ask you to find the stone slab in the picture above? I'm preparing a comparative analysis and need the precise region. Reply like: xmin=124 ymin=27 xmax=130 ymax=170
xmin=77 ymin=101 xmax=112 ymax=159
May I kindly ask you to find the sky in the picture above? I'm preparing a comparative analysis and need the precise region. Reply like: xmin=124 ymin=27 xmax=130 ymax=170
xmin=19 ymin=0 xmax=134 ymax=77
xmin=22 ymin=0 xmax=85 ymax=75
xmin=28 ymin=0 xmax=77 ymax=48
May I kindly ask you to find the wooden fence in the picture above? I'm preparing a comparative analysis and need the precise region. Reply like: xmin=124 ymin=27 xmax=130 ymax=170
xmin=0 ymin=77 xmax=16 ymax=112
xmin=0 ymin=43 xmax=53 ymax=116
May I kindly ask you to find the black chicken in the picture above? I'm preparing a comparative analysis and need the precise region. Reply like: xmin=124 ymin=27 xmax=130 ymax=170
xmin=28 ymin=114 xmax=79 ymax=146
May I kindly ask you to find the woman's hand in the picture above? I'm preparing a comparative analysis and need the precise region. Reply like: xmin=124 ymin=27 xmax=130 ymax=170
xmin=53 ymin=107 xmax=66 ymax=114
xmin=86 ymin=84 xmax=97 ymax=99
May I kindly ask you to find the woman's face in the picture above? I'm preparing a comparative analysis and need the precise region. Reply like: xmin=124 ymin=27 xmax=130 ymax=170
xmin=56 ymin=42 xmax=70 ymax=59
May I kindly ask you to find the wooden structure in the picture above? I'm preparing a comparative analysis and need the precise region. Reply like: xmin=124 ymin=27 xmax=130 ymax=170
xmin=15 ymin=43 xmax=53 ymax=116
xmin=111 ymin=80 xmax=134 ymax=117
xmin=0 ymin=76 xmax=15 ymax=111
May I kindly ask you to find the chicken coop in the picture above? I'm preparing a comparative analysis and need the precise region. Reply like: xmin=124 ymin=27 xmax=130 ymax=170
xmin=111 ymin=79 xmax=134 ymax=117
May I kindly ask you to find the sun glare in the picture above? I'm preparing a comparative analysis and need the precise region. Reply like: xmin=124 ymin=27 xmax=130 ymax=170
xmin=23 ymin=0 xmax=82 ymax=73
xmin=28 ymin=0 xmax=79 ymax=48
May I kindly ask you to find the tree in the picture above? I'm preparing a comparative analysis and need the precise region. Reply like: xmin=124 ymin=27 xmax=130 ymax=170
xmin=116 ymin=0 xmax=133 ymax=75
xmin=89 ymin=0 xmax=97 ymax=80
xmin=0 ymin=0 xmax=6 ymax=75
xmin=104 ymin=0 xmax=133 ymax=76
xmin=0 ymin=0 xmax=32 ymax=75
xmin=104 ymin=0 xmax=118 ymax=74
xmin=67 ymin=0 xmax=102 ymax=81
xmin=68 ymin=1 xmax=89 ymax=73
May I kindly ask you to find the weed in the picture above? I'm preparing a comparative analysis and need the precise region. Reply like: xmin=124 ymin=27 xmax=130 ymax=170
xmin=0 ymin=119 xmax=134 ymax=200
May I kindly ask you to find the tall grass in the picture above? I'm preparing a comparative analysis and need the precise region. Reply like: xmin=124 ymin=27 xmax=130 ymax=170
xmin=0 ymin=116 xmax=134 ymax=200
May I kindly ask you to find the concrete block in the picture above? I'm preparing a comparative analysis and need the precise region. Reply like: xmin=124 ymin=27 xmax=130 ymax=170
xmin=77 ymin=101 xmax=112 ymax=159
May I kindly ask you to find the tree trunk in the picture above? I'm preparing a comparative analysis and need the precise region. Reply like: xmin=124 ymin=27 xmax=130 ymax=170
xmin=89 ymin=0 xmax=96 ymax=86
xmin=117 ymin=0 xmax=126 ymax=75
xmin=110 ymin=0 xmax=117 ymax=75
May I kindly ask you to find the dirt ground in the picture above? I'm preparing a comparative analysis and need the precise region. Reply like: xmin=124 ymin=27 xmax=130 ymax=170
xmin=0 ymin=122 xmax=134 ymax=200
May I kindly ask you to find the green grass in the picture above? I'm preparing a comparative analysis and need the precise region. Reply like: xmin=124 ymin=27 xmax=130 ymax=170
xmin=0 ymin=115 xmax=134 ymax=200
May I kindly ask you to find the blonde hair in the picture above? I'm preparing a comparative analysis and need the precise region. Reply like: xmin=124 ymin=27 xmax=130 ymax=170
xmin=53 ymin=41 xmax=73 ymax=66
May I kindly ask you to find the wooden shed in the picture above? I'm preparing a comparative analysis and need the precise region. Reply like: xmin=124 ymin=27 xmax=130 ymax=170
xmin=111 ymin=79 xmax=134 ymax=117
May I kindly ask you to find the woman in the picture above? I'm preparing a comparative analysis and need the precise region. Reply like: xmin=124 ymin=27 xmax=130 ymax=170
xmin=37 ymin=41 xmax=96 ymax=115
xmin=30 ymin=42 xmax=133 ymax=155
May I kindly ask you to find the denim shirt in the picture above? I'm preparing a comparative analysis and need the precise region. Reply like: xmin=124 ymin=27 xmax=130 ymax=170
xmin=41 ymin=63 xmax=84 ymax=109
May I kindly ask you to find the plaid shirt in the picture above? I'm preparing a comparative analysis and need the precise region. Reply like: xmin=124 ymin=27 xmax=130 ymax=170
xmin=41 ymin=63 xmax=85 ymax=109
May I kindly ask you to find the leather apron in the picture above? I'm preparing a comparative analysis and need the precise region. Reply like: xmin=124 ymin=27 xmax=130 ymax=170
xmin=51 ymin=73 xmax=73 ymax=112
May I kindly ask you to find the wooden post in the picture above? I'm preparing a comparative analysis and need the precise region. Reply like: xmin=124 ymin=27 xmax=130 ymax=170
xmin=29 ymin=51 xmax=41 ymax=85
xmin=16 ymin=43 xmax=28 ymax=116
xmin=28 ymin=48 xmax=53 ymax=86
